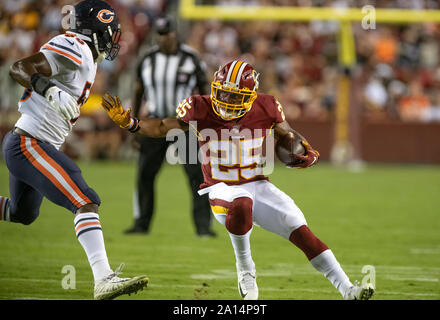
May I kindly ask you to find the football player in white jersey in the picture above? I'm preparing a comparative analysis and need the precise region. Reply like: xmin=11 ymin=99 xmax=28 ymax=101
xmin=0 ymin=0 xmax=148 ymax=299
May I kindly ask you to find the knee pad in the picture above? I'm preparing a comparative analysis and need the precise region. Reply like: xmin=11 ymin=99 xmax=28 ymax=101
xmin=289 ymin=225 xmax=329 ymax=260
xmin=225 ymin=197 xmax=253 ymax=235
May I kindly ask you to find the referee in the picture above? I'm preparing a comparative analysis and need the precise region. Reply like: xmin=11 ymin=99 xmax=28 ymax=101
xmin=125 ymin=15 xmax=216 ymax=237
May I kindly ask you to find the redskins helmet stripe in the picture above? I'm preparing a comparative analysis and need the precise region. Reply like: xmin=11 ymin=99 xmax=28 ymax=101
xmin=225 ymin=60 xmax=238 ymax=83
xmin=226 ymin=61 xmax=248 ymax=88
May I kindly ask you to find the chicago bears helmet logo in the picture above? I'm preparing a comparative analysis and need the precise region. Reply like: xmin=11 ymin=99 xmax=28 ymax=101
xmin=97 ymin=9 xmax=115 ymax=23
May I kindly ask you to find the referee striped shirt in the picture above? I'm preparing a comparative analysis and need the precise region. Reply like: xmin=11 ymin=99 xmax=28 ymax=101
xmin=137 ymin=43 xmax=208 ymax=118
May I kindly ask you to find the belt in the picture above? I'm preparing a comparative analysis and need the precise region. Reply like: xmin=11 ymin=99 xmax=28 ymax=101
xmin=13 ymin=127 xmax=35 ymax=139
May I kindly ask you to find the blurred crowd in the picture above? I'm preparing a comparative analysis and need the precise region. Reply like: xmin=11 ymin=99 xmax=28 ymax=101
xmin=1 ymin=0 xmax=440 ymax=160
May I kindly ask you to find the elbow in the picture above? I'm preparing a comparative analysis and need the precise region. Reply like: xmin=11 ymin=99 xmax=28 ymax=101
xmin=157 ymin=121 xmax=169 ymax=138
xmin=9 ymin=60 xmax=33 ymax=89
xmin=9 ymin=62 xmax=18 ymax=80
xmin=9 ymin=60 xmax=24 ymax=83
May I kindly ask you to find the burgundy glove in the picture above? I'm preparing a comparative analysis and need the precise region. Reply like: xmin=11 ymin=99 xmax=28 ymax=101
xmin=287 ymin=141 xmax=320 ymax=169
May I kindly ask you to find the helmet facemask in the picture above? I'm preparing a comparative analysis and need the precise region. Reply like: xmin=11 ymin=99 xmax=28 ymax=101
xmin=211 ymin=81 xmax=257 ymax=120
xmin=93 ymin=24 xmax=121 ymax=62
xmin=211 ymin=61 xmax=259 ymax=121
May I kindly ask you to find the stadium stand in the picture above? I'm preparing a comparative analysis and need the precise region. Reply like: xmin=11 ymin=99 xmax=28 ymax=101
xmin=1 ymin=0 xmax=440 ymax=162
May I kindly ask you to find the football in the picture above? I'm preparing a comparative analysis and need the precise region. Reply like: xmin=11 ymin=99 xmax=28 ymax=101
xmin=275 ymin=134 xmax=306 ymax=166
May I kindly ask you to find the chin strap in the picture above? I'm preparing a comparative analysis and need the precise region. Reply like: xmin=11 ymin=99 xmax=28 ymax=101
xmin=96 ymin=52 xmax=107 ymax=63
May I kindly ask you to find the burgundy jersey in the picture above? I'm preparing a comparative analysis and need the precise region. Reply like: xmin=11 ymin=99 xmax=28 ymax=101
xmin=177 ymin=94 xmax=286 ymax=188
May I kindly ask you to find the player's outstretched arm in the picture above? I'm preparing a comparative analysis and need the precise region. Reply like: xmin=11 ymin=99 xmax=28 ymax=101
xmin=102 ymin=93 xmax=188 ymax=137
xmin=274 ymin=120 xmax=320 ymax=168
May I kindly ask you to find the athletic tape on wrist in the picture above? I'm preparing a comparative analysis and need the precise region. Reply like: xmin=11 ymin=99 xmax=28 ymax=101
xmin=30 ymin=73 xmax=55 ymax=97
xmin=128 ymin=118 xmax=140 ymax=133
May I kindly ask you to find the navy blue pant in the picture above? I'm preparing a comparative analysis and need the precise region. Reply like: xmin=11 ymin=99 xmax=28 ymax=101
xmin=2 ymin=130 xmax=100 ymax=224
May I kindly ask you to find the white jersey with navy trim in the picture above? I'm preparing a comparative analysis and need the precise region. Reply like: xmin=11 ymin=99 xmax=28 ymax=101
xmin=15 ymin=32 xmax=97 ymax=150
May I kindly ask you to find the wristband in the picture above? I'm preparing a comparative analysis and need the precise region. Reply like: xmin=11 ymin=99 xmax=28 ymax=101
xmin=127 ymin=118 xmax=140 ymax=133
xmin=30 ymin=73 xmax=55 ymax=97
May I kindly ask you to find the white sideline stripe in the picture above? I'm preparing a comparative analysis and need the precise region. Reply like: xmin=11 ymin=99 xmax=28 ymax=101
xmin=355 ymin=264 xmax=440 ymax=272
xmin=190 ymin=265 xmax=440 ymax=280
xmin=272 ymin=263 xmax=440 ymax=275
xmin=191 ymin=269 xmax=291 ymax=280
xmin=191 ymin=272 xmax=440 ymax=282
xmin=385 ymin=276 xmax=439 ymax=282
xmin=24 ymin=138 xmax=87 ymax=206
xmin=410 ymin=248 xmax=440 ymax=255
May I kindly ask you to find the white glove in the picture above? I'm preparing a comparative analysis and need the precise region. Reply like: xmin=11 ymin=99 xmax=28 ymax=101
xmin=45 ymin=86 xmax=80 ymax=121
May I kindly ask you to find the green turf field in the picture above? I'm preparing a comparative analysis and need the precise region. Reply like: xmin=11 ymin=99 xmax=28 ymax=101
xmin=0 ymin=160 xmax=439 ymax=300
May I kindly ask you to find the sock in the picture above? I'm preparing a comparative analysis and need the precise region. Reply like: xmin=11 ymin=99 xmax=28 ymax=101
xmin=74 ymin=212 xmax=112 ymax=282
xmin=0 ymin=196 xmax=10 ymax=222
xmin=310 ymin=249 xmax=353 ymax=296
xmin=229 ymin=229 xmax=255 ymax=273
xmin=289 ymin=225 xmax=329 ymax=260
xmin=289 ymin=225 xmax=352 ymax=296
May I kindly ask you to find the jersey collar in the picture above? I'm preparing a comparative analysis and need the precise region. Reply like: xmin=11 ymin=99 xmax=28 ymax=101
xmin=65 ymin=31 xmax=92 ymax=43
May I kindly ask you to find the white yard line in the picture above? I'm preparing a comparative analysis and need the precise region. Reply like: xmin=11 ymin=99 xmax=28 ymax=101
xmin=190 ymin=264 xmax=440 ymax=280
xmin=385 ymin=275 xmax=439 ymax=282
xmin=410 ymin=248 xmax=440 ymax=255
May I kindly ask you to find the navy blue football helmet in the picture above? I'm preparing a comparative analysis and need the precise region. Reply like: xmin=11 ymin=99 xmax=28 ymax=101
xmin=72 ymin=0 xmax=121 ymax=61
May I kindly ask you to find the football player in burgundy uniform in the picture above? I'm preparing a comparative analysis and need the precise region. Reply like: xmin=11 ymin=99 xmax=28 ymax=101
xmin=102 ymin=60 xmax=374 ymax=300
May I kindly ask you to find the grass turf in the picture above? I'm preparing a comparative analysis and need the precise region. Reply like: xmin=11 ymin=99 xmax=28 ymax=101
xmin=0 ymin=160 xmax=439 ymax=300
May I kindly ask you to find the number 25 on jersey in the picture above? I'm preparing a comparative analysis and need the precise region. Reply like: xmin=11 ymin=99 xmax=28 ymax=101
xmin=208 ymin=137 xmax=265 ymax=181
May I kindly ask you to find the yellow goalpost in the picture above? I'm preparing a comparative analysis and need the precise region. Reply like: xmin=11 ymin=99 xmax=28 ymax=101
xmin=179 ymin=0 xmax=440 ymax=164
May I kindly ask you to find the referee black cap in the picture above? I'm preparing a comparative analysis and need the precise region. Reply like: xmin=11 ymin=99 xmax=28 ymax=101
xmin=154 ymin=15 xmax=176 ymax=35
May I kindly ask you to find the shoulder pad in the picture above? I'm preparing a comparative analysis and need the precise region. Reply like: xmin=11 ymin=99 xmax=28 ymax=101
xmin=41 ymin=34 xmax=84 ymax=66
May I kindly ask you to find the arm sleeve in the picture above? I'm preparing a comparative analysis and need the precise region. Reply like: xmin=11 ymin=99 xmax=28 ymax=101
xmin=176 ymin=96 xmax=197 ymax=123
xmin=273 ymin=97 xmax=286 ymax=124
xmin=39 ymin=35 xmax=83 ymax=76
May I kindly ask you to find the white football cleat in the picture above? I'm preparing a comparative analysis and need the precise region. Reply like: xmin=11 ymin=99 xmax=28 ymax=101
xmin=344 ymin=282 xmax=375 ymax=300
xmin=237 ymin=270 xmax=258 ymax=300
xmin=94 ymin=263 xmax=149 ymax=300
